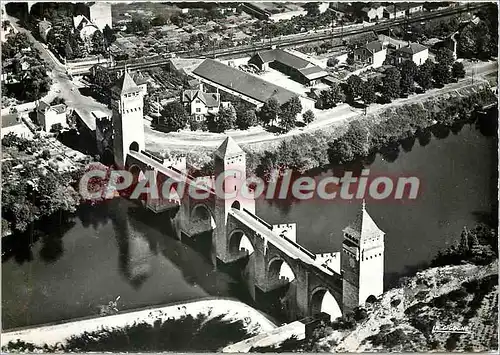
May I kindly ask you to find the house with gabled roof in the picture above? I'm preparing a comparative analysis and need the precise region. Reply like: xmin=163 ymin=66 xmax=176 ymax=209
xmin=248 ymin=49 xmax=329 ymax=86
xmin=383 ymin=4 xmax=406 ymax=19
xmin=37 ymin=101 xmax=68 ymax=132
xmin=387 ymin=42 xmax=429 ymax=65
xmin=181 ymin=89 xmax=231 ymax=121
xmin=353 ymin=40 xmax=387 ymax=68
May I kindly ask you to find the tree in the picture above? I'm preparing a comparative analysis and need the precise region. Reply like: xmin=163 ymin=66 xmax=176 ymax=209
xmin=158 ymin=101 xmax=189 ymax=131
xmin=327 ymin=120 xmax=370 ymax=164
xmin=458 ymin=227 xmax=470 ymax=254
xmin=327 ymin=57 xmax=339 ymax=67
xmin=436 ymin=48 xmax=455 ymax=68
xmin=346 ymin=75 xmax=363 ymax=101
xmin=451 ymin=61 xmax=466 ymax=79
xmin=415 ymin=59 xmax=434 ymax=91
xmin=361 ymin=79 xmax=376 ymax=114
xmin=458 ymin=20 xmax=495 ymax=59
xmin=284 ymin=96 xmax=302 ymax=117
xmin=433 ymin=62 xmax=451 ymax=86
xmin=278 ymin=105 xmax=297 ymax=132
xmin=320 ymin=83 xmax=345 ymax=109
xmin=235 ymin=109 xmax=257 ymax=130
xmin=303 ymin=109 xmax=315 ymax=124
xmin=127 ymin=16 xmax=152 ymax=34
xmin=207 ymin=105 xmax=236 ymax=132
xmin=381 ymin=67 xmax=401 ymax=102
xmin=150 ymin=15 xmax=168 ymax=27
xmin=259 ymin=97 xmax=280 ymax=126
xmin=90 ymin=31 xmax=106 ymax=55
xmin=303 ymin=2 xmax=320 ymax=17
xmin=399 ymin=60 xmax=418 ymax=95
xmin=103 ymin=24 xmax=116 ymax=46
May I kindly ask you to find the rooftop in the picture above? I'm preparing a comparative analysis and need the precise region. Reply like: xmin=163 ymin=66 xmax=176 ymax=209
xmin=343 ymin=201 xmax=384 ymax=241
xmin=397 ymin=42 xmax=428 ymax=55
xmin=215 ymin=136 xmax=244 ymax=158
xmin=182 ymin=90 xmax=220 ymax=108
xmin=254 ymin=49 xmax=311 ymax=70
xmin=192 ymin=59 xmax=297 ymax=105
xmin=365 ymin=40 xmax=384 ymax=53
xmin=111 ymin=71 xmax=140 ymax=95
xmin=2 ymin=113 xmax=21 ymax=128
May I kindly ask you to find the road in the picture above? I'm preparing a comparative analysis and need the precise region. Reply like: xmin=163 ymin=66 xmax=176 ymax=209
xmin=3 ymin=14 xmax=111 ymax=125
xmin=144 ymin=59 xmax=497 ymax=152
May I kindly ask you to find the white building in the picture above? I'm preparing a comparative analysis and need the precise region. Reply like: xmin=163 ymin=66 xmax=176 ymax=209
xmin=181 ymin=89 xmax=223 ymax=121
xmin=393 ymin=43 xmax=429 ymax=65
xmin=361 ymin=5 xmax=385 ymax=22
xmin=407 ymin=3 xmax=425 ymax=15
xmin=86 ymin=2 xmax=112 ymax=30
xmin=354 ymin=40 xmax=387 ymax=68
xmin=36 ymin=101 xmax=68 ymax=132
xmin=383 ymin=5 xmax=406 ymax=19
xmin=1 ymin=114 xmax=33 ymax=138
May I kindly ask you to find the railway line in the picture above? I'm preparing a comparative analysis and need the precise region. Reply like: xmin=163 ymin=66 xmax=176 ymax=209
xmin=108 ymin=3 xmax=487 ymax=73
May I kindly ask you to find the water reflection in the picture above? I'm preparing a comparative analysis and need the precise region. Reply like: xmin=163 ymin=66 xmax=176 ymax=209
xmin=379 ymin=142 xmax=400 ymax=163
xmin=431 ymin=123 xmax=451 ymax=139
xmin=400 ymin=136 xmax=416 ymax=153
xmin=417 ymin=128 xmax=432 ymax=147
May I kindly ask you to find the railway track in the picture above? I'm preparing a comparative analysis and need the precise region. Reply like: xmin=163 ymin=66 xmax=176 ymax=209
xmin=109 ymin=3 xmax=488 ymax=72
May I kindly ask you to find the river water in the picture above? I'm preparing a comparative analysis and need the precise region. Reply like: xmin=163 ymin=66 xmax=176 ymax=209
xmin=2 ymin=113 xmax=497 ymax=330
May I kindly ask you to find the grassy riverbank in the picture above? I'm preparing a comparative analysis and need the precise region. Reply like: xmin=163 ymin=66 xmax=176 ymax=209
xmin=178 ymin=84 xmax=496 ymax=179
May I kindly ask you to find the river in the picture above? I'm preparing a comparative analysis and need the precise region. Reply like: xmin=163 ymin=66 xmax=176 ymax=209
xmin=2 ymin=112 xmax=497 ymax=330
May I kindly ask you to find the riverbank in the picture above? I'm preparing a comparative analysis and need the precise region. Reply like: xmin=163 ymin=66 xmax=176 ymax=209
xmin=1 ymin=298 xmax=277 ymax=352
xmin=330 ymin=260 xmax=498 ymax=352
xmin=164 ymin=82 xmax=497 ymax=177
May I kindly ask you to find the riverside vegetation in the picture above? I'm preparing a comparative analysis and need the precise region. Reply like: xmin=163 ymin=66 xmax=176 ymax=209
xmin=3 ymin=313 xmax=251 ymax=352
xmin=179 ymin=85 xmax=497 ymax=180
xmin=248 ymin=223 xmax=498 ymax=352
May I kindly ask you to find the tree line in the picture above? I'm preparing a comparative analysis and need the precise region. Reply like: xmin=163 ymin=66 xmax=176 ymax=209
xmin=153 ymin=95 xmax=315 ymax=134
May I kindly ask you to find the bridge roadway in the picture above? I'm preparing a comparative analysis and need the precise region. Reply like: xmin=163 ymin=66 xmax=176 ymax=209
xmin=229 ymin=208 xmax=336 ymax=277
xmin=108 ymin=3 xmax=486 ymax=73
xmin=128 ymin=150 xmax=336 ymax=278
xmin=127 ymin=150 xmax=214 ymax=194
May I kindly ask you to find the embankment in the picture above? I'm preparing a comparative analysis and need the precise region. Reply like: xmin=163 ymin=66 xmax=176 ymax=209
xmin=1 ymin=298 xmax=277 ymax=351
xmin=181 ymin=82 xmax=497 ymax=177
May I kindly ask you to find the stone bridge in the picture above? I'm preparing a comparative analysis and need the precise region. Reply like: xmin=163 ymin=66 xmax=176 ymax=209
xmin=123 ymin=141 xmax=347 ymax=321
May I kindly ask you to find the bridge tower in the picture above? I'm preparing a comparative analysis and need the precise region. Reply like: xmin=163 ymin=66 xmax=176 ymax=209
xmin=341 ymin=201 xmax=385 ymax=313
xmin=110 ymin=70 xmax=145 ymax=168
xmin=213 ymin=137 xmax=255 ymax=263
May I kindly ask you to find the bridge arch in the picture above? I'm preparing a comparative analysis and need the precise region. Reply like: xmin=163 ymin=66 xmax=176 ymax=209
xmin=310 ymin=287 xmax=342 ymax=322
xmin=228 ymin=229 xmax=254 ymax=258
xmin=129 ymin=141 xmax=140 ymax=152
xmin=102 ymin=147 xmax=114 ymax=166
xmin=189 ymin=203 xmax=216 ymax=235
xmin=129 ymin=164 xmax=146 ymax=184
xmin=267 ymin=257 xmax=296 ymax=284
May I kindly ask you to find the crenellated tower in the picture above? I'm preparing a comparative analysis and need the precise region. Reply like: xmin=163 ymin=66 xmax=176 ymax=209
xmin=341 ymin=201 xmax=385 ymax=313
xmin=111 ymin=71 xmax=145 ymax=168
